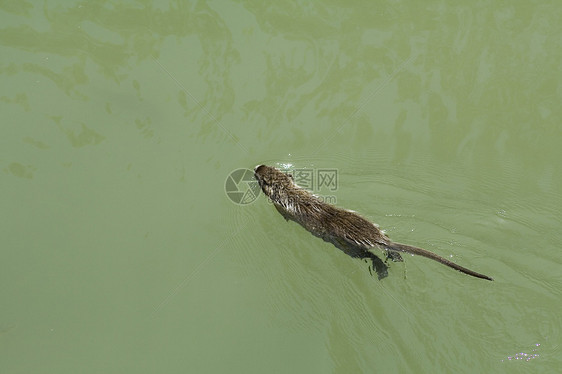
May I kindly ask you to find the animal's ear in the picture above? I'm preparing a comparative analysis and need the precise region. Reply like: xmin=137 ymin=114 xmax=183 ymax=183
xmin=287 ymin=173 xmax=293 ymax=180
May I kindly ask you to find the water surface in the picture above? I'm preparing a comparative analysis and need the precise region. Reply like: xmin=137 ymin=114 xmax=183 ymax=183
xmin=1 ymin=1 xmax=561 ymax=373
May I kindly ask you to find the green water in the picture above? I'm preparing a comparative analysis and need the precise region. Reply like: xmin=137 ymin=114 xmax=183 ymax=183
xmin=1 ymin=1 xmax=561 ymax=373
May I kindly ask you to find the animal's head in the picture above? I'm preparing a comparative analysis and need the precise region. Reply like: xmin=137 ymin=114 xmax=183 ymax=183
xmin=254 ymin=165 xmax=294 ymax=199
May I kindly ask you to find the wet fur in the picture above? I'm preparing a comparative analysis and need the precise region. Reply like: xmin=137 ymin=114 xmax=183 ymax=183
xmin=254 ymin=165 xmax=493 ymax=281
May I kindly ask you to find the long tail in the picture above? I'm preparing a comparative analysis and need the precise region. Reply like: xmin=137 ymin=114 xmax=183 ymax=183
xmin=385 ymin=242 xmax=493 ymax=281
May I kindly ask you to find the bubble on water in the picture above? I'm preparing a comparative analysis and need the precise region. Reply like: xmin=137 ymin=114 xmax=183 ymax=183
xmin=501 ymin=343 xmax=540 ymax=362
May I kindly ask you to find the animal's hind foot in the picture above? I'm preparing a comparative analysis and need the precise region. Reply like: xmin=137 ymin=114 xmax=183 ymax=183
xmin=385 ymin=250 xmax=403 ymax=263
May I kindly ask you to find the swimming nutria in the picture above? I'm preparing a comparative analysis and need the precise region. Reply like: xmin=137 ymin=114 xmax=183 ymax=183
xmin=254 ymin=165 xmax=493 ymax=281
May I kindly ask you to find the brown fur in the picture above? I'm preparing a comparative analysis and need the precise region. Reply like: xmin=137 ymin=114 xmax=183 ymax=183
xmin=254 ymin=165 xmax=493 ymax=281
